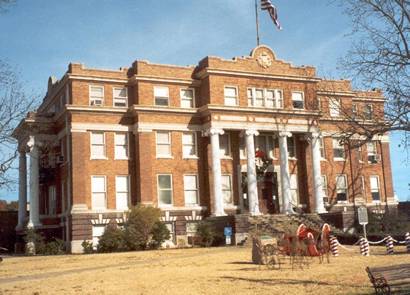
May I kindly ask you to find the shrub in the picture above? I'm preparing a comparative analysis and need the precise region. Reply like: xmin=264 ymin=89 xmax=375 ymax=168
xmin=82 ymin=240 xmax=94 ymax=254
xmin=124 ymin=205 xmax=161 ymax=250
xmin=42 ymin=239 xmax=65 ymax=255
xmin=97 ymin=225 xmax=126 ymax=253
xmin=150 ymin=221 xmax=170 ymax=249
xmin=196 ymin=222 xmax=215 ymax=247
xmin=23 ymin=228 xmax=45 ymax=255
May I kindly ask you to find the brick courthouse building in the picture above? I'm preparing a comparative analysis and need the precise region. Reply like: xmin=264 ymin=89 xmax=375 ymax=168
xmin=13 ymin=45 xmax=396 ymax=252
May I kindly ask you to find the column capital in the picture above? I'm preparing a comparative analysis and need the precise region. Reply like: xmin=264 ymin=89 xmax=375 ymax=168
xmin=244 ymin=129 xmax=259 ymax=137
xmin=203 ymin=128 xmax=224 ymax=137
xmin=278 ymin=131 xmax=292 ymax=138
xmin=311 ymin=132 xmax=321 ymax=139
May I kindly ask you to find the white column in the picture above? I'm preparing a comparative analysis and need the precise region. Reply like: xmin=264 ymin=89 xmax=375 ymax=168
xmin=311 ymin=132 xmax=326 ymax=213
xmin=27 ymin=136 xmax=41 ymax=228
xmin=278 ymin=131 xmax=294 ymax=214
xmin=16 ymin=151 xmax=27 ymax=230
xmin=208 ymin=128 xmax=226 ymax=216
xmin=245 ymin=129 xmax=261 ymax=215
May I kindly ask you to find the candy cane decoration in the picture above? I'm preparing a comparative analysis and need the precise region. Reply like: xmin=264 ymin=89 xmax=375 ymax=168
xmin=385 ymin=235 xmax=394 ymax=255
xmin=329 ymin=235 xmax=339 ymax=257
xmin=405 ymin=232 xmax=410 ymax=253
xmin=359 ymin=237 xmax=370 ymax=256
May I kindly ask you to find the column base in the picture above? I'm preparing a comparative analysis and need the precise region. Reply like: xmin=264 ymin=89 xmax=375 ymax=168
xmin=212 ymin=211 xmax=227 ymax=217
xmin=27 ymin=221 xmax=42 ymax=229
xmin=315 ymin=208 xmax=327 ymax=214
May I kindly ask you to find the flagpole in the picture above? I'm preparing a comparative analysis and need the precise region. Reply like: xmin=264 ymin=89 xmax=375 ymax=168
xmin=255 ymin=0 xmax=260 ymax=46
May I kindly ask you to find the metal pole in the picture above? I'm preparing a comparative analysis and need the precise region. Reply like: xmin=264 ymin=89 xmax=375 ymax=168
xmin=255 ymin=0 xmax=260 ymax=46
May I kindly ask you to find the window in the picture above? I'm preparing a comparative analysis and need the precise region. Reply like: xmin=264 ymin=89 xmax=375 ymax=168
xmin=255 ymin=135 xmax=276 ymax=159
xmin=333 ymin=138 xmax=345 ymax=159
xmin=290 ymin=174 xmax=299 ymax=205
xmin=239 ymin=136 xmax=246 ymax=159
xmin=319 ymin=137 xmax=325 ymax=159
xmin=116 ymin=176 xmax=129 ymax=210
xmin=89 ymin=85 xmax=104 ymax=106
xmin=91 ymin=132 xmax=106 ymax=159
xmin=165 ymin=223 xmax=175 ymax=242
xmin=336 ymin=175 xmax=348 ymax=202
xmin=370 ymin=176 xmax=380 ymax=202
xmin=287 ymin=136 xmax=296 ymax=158
xmin=184 ymin=175 xmax=199 ymax=206
xmin=357 ymin=145 xmax=364 ymax=162
xmin=247 ymin=88 xmax=283 ymax=108
xmin=48 ymin=185 xmax=56 ymax=215
xmin=186 ymin=222 xmax=198 ymax=237
xmin=181 ymin=88 xmax=194 ymax=108
xmin=361 ymin=176 xmax=366 ymax=196
xmin=154 ymin=86 xmax=169 ymax=106
xmin=222 ymin=175 xmax=233 ymax=205
xmin=367 ymin=141 xmax=378 ymax=163
xmin=156 ymin=131 xmax=171 ymax=157
xmin=292 ymin=91 xmax=304 ymax=109
xmin=224 ymin=86 xmax=238 ymax=106
xmin=157 ymin=174 xmax=173 ymax=206
xmin=329 ymin=98 xmax=341 ymax=117
xmin=113 ymin=87 xmax=128 ymax=107
xmin=115 ymin=133 xmax=128 ymax=159
xmin=92 ymin=225 xmax=105 ymax=248
xmin=352 ymin=104 xmax=358 ymax=119
xmin=364 ymin=104 xmax=373 ymax=120
xmin=321 ymin=176 xmax=328 ymax=204
xmin=182 ymin=132 xmax=197 ymax=158
xmin=219 ymin=134 xmax=231 ymax=157
xmin=91 ymin=176 xmax=106 ymax=209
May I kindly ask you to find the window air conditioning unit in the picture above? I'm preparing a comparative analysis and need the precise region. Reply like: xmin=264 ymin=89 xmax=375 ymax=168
xmin=368 ymin=154 xmax=380 ymax=164
xmin=91 ymin=99 xmax=102 ymax=106
xmin=56 ymin=155 xmax=65 ymax=164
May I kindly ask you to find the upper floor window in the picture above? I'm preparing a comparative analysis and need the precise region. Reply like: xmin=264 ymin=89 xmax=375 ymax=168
xmin=352 ymin=103 xmax=358 ymax=119
xmin=255 ymin=134 xmax=276 ymax=159
xmin=91 ymin=132 xmax=106 ymax=159
xmin=222 ymin=175 xmax=233 ymax=205
xmin=321 ymin=175 xmax=328 ymax=204
xmin=336 ymin=174 xmax=348 ymax=202
xmin=219 ymin=134 xmax=231 ymax=157
xmin=91 ymin=176 xmax=107 ymax=210
xmin=367 ymin=141 xmax=378 ymax=163
xmin=180 ymin=88 xmax=194 ymax=108
xmin=156 ymin=131 xmax=171 ymax=157
xmin=89 ymin=85 xmax=104 ymax=106
xmin=157 ymin=174 xmax=173 ymax=206
xmin=154 ymin=86 xmax=169 ymax=106
xmin=370 ymin=175 xmax=380 ymax=202
xmin=116 ymin=175 xmax=129 ymax=210
xmin=329 ymin=98 xmax=341 ymax=117
xmin=224 ymin=86 xmax=238 ymax=106
xmin=319 ymin=137 xmax=326 ymax=159
xmin=290 ymin=174 xmax=299 ymax=205
xmin=287 ymin=136 xmax=296 ymax=158
xmin=184 ymin=175 xmax=199 ymax=206
xmin=113 ymin=87 xmax=128 ymax=107
xmin=332 ymin=138 xmax=345 ymax=160
xmin=47 ymin=185 xmax=56 ymax=215
xmin=292 ymin=91 xmax=304 ymax=109
xmin=182 ymin=132 xmax=197 ymax=158
xmin=115 ymin=133 xmax=128 ymax=159
xmin=247 ymin=88 xmax=283 ymax=108
xmin=364 ymin=104 xmax=373 ymax=120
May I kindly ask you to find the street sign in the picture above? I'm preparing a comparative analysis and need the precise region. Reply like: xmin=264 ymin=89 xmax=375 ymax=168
xmin=358 ymin=206 xmax=368 ymax=225
xmin=224 ymin=226 xmax=233 ymax=245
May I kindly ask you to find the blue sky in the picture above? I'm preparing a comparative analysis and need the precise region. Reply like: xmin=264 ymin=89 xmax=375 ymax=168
xmin=0 ymin=0 xmax=408 ymax=201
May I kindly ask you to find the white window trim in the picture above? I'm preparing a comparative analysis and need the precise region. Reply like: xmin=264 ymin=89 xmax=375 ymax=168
xmin=157 ymin=174 xmax=173 ymax=207
xmin=183 ymin=174 xmax=200 ymax=206
xmin=224 ymin=85 xmax=239 ymax=106
xmin=329 ymin=97 xmax=341 ymax=117
xmin=91 ymin=175 xmax=107 ymax=210
xmin=156 ymin=131 xmax=173 ymax=159
xmin=90 ymin=132 xmax=107 ymax=160
xmin=182 ymin=132 xmax=198 ymax=159
xmin=47 ymin=185 xmax=57 ymax=216
xmin=114 ymin=132 xmax=129 ymax=160
xmin=336 ymin=174 xmax=349 ymax=204
xmin=255 ymin=134 xmax=277 ymax=159
xmin=321 ymin=175 xmax=328 ymax=204
xmin=247 ymin=87 xmax=283 ymax=109
xmin=222 ymin=174 xmax=233 ymax=207
xmin=332 ymin=138 xmax=346 ymax=161
xmin=369 ymin=175 xmax=381 ymax=203
xmin=180 ymin=88 xmax=195 ymax=108
xmin=112 ymin=87 xmax=128 ymax=108
xmin=220 ymin=133 xmax=232 ymax=159
xmin=89 ymin=85 xmax=104 ymax=106
xmin=365 ymin=104 xmax=373 ymax=120
xmin=291 ymin=91 xmax=305 ymax=110
xmin=287 ymin=136 xmax=297 ymax=160
xmin=154 ymin=86 xmax=170 ymax=107
xmin=319 ymin=137 xmax=326 ymax=160
xmin=115 ymin=175 xmax=130 ymax=210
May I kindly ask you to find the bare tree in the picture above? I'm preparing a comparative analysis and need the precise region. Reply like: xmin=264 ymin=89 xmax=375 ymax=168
xmin=0 ymin=60 xmax=35 ymax=188
xmin=339 ymin=0 xmax=410 ymax=148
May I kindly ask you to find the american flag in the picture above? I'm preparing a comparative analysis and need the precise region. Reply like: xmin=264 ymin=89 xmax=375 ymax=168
xmin=261 ymin=0 xmax=282 ymax=30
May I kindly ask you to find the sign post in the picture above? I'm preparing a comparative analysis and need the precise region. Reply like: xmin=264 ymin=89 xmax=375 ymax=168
xmin=224 ymin=226 xmax=233 ymax=245
xmin=358 ymin=206 xmax=369 ymax=239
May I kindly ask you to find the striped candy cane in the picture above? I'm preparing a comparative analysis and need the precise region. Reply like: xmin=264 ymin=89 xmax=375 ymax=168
xmin=405 ymin=232 xmax=410 ymax=253
xmin=385 ymin=236 xmax=394 ymax=255
xmin=329 ymin=235 xmax=339 ymax=257
xmin=359 ymin=237 xmax=370 ymax=256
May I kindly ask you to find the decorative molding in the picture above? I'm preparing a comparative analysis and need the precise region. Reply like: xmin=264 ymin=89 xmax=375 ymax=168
xmin=71 ymin=122 xmax=132 ymax=133
xmin=132 ymin=105 xmax=198 ymax=114
xmin=90 ymin=213 xmax=110 ymax=225
xmin=130 ymin=75 xmax=200 ymax=86
xmin=184 ymin=210 xmax=203 ymax=221
xmin=68 ymin=74 xmax=128 ymax=84
xmin=161 ymin=211 xmax=177 ymax=222
xmin=67 ymin=105 xmax=129 ymax=113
